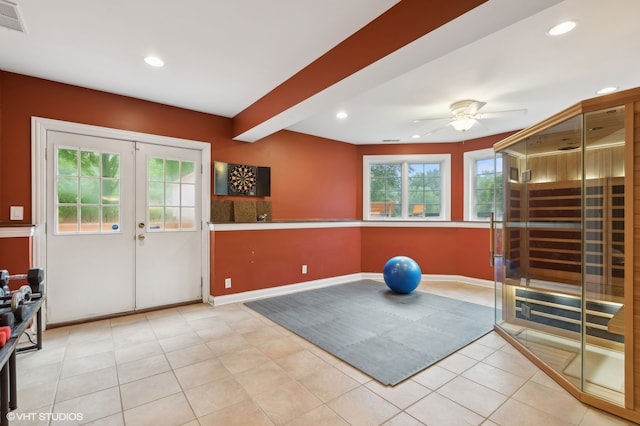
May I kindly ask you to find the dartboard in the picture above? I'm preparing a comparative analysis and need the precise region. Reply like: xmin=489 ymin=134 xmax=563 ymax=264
xmin=229 ymin=164 xmax=257 ymax=193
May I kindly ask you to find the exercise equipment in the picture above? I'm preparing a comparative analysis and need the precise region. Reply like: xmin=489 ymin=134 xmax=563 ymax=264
xmin=0 ymin=268 xmax=44 ymax=296
xmin=383 ymin=256 xmax=422 ymax=294
xmin=0 ymin=268 xmax=44 ymax=328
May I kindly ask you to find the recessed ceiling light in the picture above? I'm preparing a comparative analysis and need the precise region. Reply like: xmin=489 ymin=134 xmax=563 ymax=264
xmin=596 ymin=86 xmax=617 ymax=95
xmin=548 ymin=21 xmax=576 ymax=36
xmin=336 ymin=111 xmax=348 ymax=119
xmin=411 ymin=134 xmax=421 ymax=139
xmin=144 ymin=56 xmax=164 ymax=67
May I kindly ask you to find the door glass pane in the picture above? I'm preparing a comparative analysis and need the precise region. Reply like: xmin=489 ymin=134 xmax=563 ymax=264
xmin=181 ymin=207 xmax=195 ymax=230
xmin=80 ymin=178 xmax=99 ymax=204
xmin=57 ymin=149 xmax=78 ymax=176
xmin=55 ymin=147 xmax=121 ymax=234
xmin=80 ymin=151 xmax=100 ymax=177
xmin=166 ymin=183 xmax=180 ymax=205
xmin=80 ymin=206 xmax=99 ymax=232
xmin=181 ymin=184 xmax=195 ymax=207
xmin=102 ymin=180 xmax=120 ymax=204
xmin=148 ymin=158 xmax=164 ymax=181
xmin=57 ymin=177 xmax=78 ymax=203
xmin=165 ymin=207 xmax=179 ymax=230
xmin=57 ymin=206 xmax=77 ymax=233
xmin=148 ymin=182 xmax=164 ymax=205
xmin=102 ymin=206 xmax=120 ymax=232
xmin=102 ymin=153 xmax=120 ymax=178
xmin=181 ymin=161 xmax=195 ymax=183
xmin=166 ymin=160 xmax=180 ymax=182
xmin=147 ymin=157 xmax=197 ymax=232
xmin=149 ymin=207 xmax=164 ymax=230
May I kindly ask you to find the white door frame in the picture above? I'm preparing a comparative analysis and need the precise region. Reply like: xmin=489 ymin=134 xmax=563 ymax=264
xmin=31 ymin=117 xmax=211 ymax=323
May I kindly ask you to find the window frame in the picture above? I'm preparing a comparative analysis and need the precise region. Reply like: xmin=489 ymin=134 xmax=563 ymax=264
xmin=463 ymin=147 xmax=502 ymax=221
xmin=363 ymin=154 xmax=451 ymax=221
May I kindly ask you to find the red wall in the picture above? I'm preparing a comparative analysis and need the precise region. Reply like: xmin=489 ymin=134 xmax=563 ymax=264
xmin=0 ymin=236 xmax=31 ymax=290
xmin=212 ymin=227 xmax=361 ymax=295
xmin=361 ymin=226 xmax=493 ymax=280
xmin=212 ymin=130 xmax=358 ymax=220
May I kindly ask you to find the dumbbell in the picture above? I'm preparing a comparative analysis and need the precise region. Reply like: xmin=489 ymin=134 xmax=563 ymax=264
xmin=0 ymin=285 xmax=33 ymax=327
xmin=0 ymin=268 xmax=44 ymax=296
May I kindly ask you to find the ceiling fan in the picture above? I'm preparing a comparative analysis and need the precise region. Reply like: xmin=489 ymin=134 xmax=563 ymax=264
xmin=414 ymin=99 xmax=527 ymax=134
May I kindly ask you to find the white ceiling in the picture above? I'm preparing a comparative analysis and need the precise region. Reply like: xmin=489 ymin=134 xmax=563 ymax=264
xmin=1 ymin=0 xmax=639 ymax=145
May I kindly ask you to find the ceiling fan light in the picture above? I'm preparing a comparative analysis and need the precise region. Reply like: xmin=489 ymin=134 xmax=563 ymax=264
xmin=451 ymin=117 xmax=475 ymax=132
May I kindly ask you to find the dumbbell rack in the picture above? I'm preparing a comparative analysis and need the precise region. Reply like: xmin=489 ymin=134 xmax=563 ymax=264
xmin=0 ymin=296 xmax=44 ymax=426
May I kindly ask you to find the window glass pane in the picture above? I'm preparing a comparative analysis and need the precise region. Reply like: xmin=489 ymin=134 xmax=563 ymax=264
xmin=165 ymin=207 xmax=179 ymax=230
xmin=80 ymin=151 xmax=100 ymax=177
xmin=57 ymin=177 xmax=78 ymax=203
xmin=148 ymin=182 xmax=164 ymax=206
xmin=181 ymin=207 xmax=196 ymax=230
xmin=102 ymin=180 xmax=120 ymax=204
xmin=57 ymin=149 xmax=78 ymax=176
xmin=80 ymin=206 xmax=99 ymax=232
xmin=369 ymin=164 xmax=401 ymax=202
xmin=181 ymin=184 xmax=195 ymax=207
xmin=165 ymin=183 xmax=180 ymax=206
xmin=80 ymin=178 xmax=100 ymax=204
xmin=57 ymin=206 xmax=77 ymax=233
xmin=148 ymin=158 xmax=164 ymax=181
xmin=102 ymin=206 xmax=119 ymax=232
xmin=149 ymin=207 xmax=164 ymax=230
xmin=102 ymin=153 xmax=120 ymax=178
xmin=166 ymin=160 xmax=180 ymax=182
xmin=473 ymin=156 xmax=503 ymax=220
xmin=408 ymin=162 xmax=441 ymax=217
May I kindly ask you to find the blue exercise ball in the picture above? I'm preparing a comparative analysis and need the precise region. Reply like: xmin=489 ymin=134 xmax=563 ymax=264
xmin=383 ymin=256 xmax=422 ymax=294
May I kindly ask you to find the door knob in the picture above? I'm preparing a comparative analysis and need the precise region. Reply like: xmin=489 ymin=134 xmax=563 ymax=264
xmin=137 ymin=234 xmax=145 ymax=240
xmin=138 ymin=223 xmax=145 ymax=229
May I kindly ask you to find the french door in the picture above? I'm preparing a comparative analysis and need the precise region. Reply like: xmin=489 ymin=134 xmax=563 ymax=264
xmin=45 ymin=130 xmax=203 ymax=324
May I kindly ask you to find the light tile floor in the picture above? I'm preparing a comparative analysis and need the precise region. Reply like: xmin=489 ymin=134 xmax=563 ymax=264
xmin=10 ymin=281 xmax=636 ymax=425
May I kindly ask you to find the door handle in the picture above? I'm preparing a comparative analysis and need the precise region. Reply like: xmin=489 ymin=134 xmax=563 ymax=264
xmin=137 ymin=234 xmax=145 ymax=240
xmin=489 ymin=212 xmax=494 ymax=267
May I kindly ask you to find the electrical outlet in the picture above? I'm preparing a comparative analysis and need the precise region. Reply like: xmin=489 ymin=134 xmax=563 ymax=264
xmin=302 ymin=264 xmax=307 ymax=274
xmin=224 ymin=278 xmax=232 ymax=289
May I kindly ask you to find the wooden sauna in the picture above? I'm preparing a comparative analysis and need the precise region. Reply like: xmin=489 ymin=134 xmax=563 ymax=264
xmin=492 ymin=87 xmax=640 ymax=422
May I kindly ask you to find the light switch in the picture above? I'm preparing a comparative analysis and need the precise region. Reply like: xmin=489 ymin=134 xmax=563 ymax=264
xmin=10 ymin=206 xmax=23 ymax=221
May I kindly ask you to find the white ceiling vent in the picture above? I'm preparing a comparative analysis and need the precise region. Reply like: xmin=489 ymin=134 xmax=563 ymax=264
xmin=0 ymin=0 xmax=25 ymax=33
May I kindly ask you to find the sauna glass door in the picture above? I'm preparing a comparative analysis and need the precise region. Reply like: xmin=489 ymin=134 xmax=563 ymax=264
xmin=494 ymin=107 xmax=626 ymax=406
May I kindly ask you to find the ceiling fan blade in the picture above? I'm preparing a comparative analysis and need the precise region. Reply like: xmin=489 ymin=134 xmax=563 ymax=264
xmin=422 ymin=122 xmax=453 ymax=135
xmin=474 ymin=108 xmax=527 ymax=120
xmin=413 ymin=115 xmax=451 ymax=123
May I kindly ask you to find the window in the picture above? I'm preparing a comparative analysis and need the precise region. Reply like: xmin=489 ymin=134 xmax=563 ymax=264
xmin=364 ymin=154 xmax=451 ymax=220
xmin=463 ymin=148 xmax=503 ymax=221
xmin=55 ymin=147 xmax=121 ymax=233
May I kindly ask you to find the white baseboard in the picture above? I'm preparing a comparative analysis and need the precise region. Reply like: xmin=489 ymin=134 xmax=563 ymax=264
xmin=210 ymin=273 xmax=493 ymax=306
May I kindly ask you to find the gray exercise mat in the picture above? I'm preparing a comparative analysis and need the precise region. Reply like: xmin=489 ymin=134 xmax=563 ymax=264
xmin=245 ymin=279 xmax=494 ymax=385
